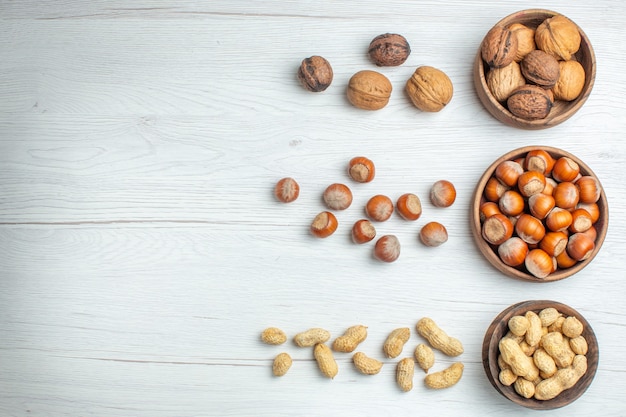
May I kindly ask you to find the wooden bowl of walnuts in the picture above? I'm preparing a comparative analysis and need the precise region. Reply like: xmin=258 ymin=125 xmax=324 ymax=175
xmin=483 ymin=300 xmax=598 ymax=409
xmin=474 ymin=9 xmax=596 ymax=129
xmin=471 ymin=146 xmax=608 ymax=282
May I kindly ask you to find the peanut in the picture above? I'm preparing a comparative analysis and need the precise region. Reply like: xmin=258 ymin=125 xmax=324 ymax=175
xmin=514 ymin=377 xmax=536 ymax=399
xmin=533 ymin=348 xmax=557 ymax=378
xmin=352 ymin=352 xmax=383 ymax=375
xmin=499 ymin=368 xmax=518 ymax=386
xmin=415 ymin=343 xmax=435 ymax=373
xmin=541 ymin=331 xmax=575 ymax=368
xmin=416 ymin=317 xmax=464 ymax=357
xmin=508 ymin=315 xmax=530 ymax=336
xmin=293 ymin=328 xmax=331 ymax=347
xmin=313 ymin=343 xmax=338 ymax=379
xmin=524 ymin=311 xmax=543 ymax=347
xmin=332 ymin=325 xmax=368 ymax=353
xmin=539 ymin=307 xmax=561 ymax=327
xmin=424 ymin=362 xmax=464 ymax=389
xmin=562 ymin=316 xmax=584 ymax=338
xmin=383 ymin=327 xmax=411 ymax=358
xmin=499 ymin=337 xmax=539 ymax=380
xmin=548 ymin=316 xmax=565 ymax=333
xmin=519 ymin=340 xmax=537 ymax=357
xmin=261 ymin=327 xmax=287 ymax=345
xmin=396 ymin=357 xmax=415 ymax=392
xmin=570 ymin=335 xmax=589 ymax=355
xmin=534 ymin=355 xmax=588 ymax=400
xmin=272 ymin=352 xmax=292 ymax=377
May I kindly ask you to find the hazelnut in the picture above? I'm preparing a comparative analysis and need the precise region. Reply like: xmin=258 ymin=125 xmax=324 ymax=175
xmin=405 ymin=66 xmax=453 ymax=112
xmin=419 ymin=222 xmax=448 ymax=247
xmin=486 ymin=61 xmax=526 ymax=102
xmin=297 ymin=56 xmax=333 ymax=92
xmin=481 ymin=25 xmax=519 ymax=69
xmin=508 ymin=23 xmax=536 ymax=62
xmin=507 ymin=85 xmax=553 ymax=120
xmin=347 ymin=70 xmax=392 ymax=110
xmin=374 ymin=235 xmax=401 ymax=262
xmin=535 ymin=15 xmax=581 ymax=61
xmin=520 ymin=50 xmax=560 ymax=89
xmin=552 ymin=60 xmax=586 ymax=101
xmin=368 ymin=33 xmax=411 ymax=66
xmin=274 ymin=177 xmax=300 ymax=203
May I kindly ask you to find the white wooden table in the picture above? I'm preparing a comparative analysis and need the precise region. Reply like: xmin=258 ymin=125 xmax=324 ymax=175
xmin=1 ymin=1 xmax=625 ymax=416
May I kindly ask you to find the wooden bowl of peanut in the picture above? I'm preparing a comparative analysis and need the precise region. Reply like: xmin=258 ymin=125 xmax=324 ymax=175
xmin=473 ymin=9 xmax=596 ymax=129
xmin=471 ymin=146 xmax=608 ymax=282
xmin=482 ymin=300 xmax=598 ymax=409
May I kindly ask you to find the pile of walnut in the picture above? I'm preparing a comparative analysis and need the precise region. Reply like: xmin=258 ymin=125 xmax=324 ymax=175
xmin=481 ymin=15 xmax=585 ymax=120
xmin=261 ymin=318 xmax=464 ymax=392
xmin=298 ymin=33 xmax=453 ymax=112
xmin=498 ymin=307 xmax=588 ymax=400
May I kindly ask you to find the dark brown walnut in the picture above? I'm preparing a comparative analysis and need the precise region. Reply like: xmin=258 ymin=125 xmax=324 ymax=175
xmin=368 ymin=33 xmax=411 ymax=66
xmin=481 ymin=25 xmax=519 ymax=69
xmin=507 ymin=85 xmax=554 ymax=120
xmin=297 ymin=56 xmax=333 ymax=92
xmin=521 ymin=50 xmax=560 ymax=89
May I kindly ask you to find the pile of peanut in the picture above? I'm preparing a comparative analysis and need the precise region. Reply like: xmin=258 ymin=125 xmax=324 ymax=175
xmin=261 ymin=317 xmax=464 ymax=392
xmin=497 ymin=307 xmax=588 ymax=400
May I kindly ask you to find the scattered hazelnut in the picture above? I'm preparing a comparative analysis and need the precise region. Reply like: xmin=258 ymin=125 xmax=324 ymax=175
xmin=352 ymin=219 xmax=376 ymax=244
xmin=520 ymin=50 xmax=560 ymax=89
xmin=368 ymin=33 xmax=411 ymax=66
xmin=365 ymin=195 xmax=394 ymax=222
xmin=481 ymin=25 xmax=519 ymax=69
xmin=297 ymin=56 xmax=333 ymax=92
xmin=535 ymin=15 xmax=581 ymax=61
xmin=310 ymin=211 xmax=338 ymax=238
xmin=347 ymin=70 xmax=392 ymax=110
xmin=405 ymin=66 xmax=453 ymax=112
xmin=430 ymin=180 xmax=456 ymax=208
xmin=552 ymin=60 xmax=586 ymax=101
xmin=507 ymin=85 xmax=553 ymax=120
xmin=274 ymin=177 xmax=300 ymax=203
xmin=322 ymin=183 xmax=353 ymax=210
xmin=396 ymin=193 xmax=422 ymax=221
xmin=419 ymin=222 xmax=448 ymax=247
xmin=374 ymin=235 xmax=401 ymax=262
xmin=348 ymin=156 xmax=375 ymax=183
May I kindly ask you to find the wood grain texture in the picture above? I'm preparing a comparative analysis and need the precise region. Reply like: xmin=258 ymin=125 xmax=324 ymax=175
xmin=1 ymin=1 xmax=626 ymax=416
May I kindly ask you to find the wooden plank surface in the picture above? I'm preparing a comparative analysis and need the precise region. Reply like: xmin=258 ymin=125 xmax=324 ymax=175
xmin=1 ymin=1 xmax=625 ymax=416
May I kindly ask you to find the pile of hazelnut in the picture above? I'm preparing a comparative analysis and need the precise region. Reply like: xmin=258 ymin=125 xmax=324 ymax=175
xmin=297 ymin=33 xmax=453 ymax=113
xmin=479 ymin=149 xmax=602 ymax=279
xmin=481 ymin=15 xmax=586 ymax=120
xmin=274 ymin=156 xmax=456 ymax=262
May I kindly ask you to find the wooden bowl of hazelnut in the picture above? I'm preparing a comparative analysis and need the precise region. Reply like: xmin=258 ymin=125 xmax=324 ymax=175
xmin=474 ymin=9 xmax=596 ymax=129
xmin=471 ymin=146 xmax=608 ymax=282
xmin=482 ymin=300 xmax=598 ymax=409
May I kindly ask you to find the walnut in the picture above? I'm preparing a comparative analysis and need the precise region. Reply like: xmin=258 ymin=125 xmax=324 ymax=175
xmin=481 ymin=25 xmax=519 ymax=69
xmin=535 ymin=15 xmax=581 ymax=61
xmin=508 ymin=23 xmax=536 ymax=62
xmin=368 ymin=33 xmax=411 ymax=66
xmin=297 ymin=56 xmax=333 ymax=92
xmin=552 ymin=60 xmax=586 ymax=101
xmin=487 ymin=61 xmax=526 ymax=102
xmin=405 ymin=66 xmax=453 ymax=112
xmin=507 ymin=85 xmax=554 ymax=120
xmin=347 ymin=70 xmax=392 ymax=110
xmin=521 ymin=50 xmax=560 ymax=89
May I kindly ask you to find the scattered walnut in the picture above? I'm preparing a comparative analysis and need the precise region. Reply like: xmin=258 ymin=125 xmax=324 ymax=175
xmin=368 ymin=33 xmax=411 ymax=66
xmin=405 ymin=66 xmax=454 ymax=112
xmin=297 ymin=56 xmax=333 ymax=92
xmin=347 ymin=70 xmax=392 ymax=110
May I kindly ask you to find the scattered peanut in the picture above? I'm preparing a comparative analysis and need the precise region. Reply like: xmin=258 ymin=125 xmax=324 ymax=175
xmin=332 ymin=325 xmax=368 ymax=353
xmin=261 ymin=327 xmax=287 ymax=345
xmin=416 ymin=317 xmax=464 ymax=357
xmin=293 ymin=328 xmax=331 ymax=347
xmin=415 ymin=343 xmax=435 ymax=373
xmin=383 ymin=327 xmax=411 ymax=358
xmin=314 ymin=343 xmax=338 ymax=379
xmin=424 ymin=362 xmax=464 ymax=389
xmin=272 ymin=352 xmax=293 ymax=377
xmin=534 ymin=355 xmax=588 ymax=400
xmin=396 ymin=358 xmax=415 ymax=392
xmin=352 ymin=352 xmax=384 ymax=375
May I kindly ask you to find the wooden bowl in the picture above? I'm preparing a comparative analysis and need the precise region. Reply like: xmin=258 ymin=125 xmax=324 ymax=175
xmin=474 ymin=9 xmax=596 ymax=129
xmin=471 ymin=146 xmax=608 ymax=282
xmin=483 ymin=300 xmax=599 ymax=409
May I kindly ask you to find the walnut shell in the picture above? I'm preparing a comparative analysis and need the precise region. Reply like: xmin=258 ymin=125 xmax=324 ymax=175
xmin=405 ymin=66 xmax=453 ymax=112
xmin=347 ymin=70 xmax=392 ymax=110
xmin=552 ymin=60 xmax=586 ymax=101
xmin=487 ymin=61 xmax=526 ymax=102
xmin=297 ymin=56 xmax=333 ymax=92
xmin=368 ymin=33 xmax=411 ymax=66
xmin=535 ymin=15 xmax=581 ymax=61
xmin=521 ymin=50 xmax=560 ymax=89
xmin=507 ymin=85 xmax=554 ymax=120
xmin=481 ymin=25 xmax=519 ymax=69
xmin=508 ymin=23 xmax=536 ymax=62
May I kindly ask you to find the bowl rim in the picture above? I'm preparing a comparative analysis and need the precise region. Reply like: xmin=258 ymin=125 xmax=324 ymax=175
xmin=482 ymin=300 xmax=599 ymax=410
xmin=471 ymin=145 xmax=609 ymax=282
xmin=473 ymin=9 xmax=597 ymax=130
